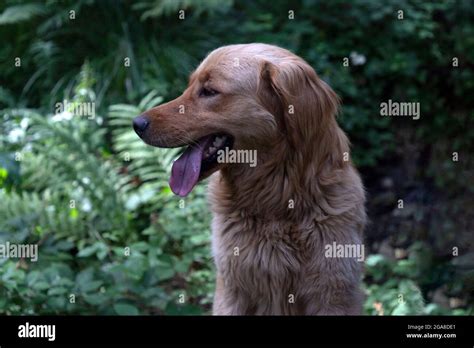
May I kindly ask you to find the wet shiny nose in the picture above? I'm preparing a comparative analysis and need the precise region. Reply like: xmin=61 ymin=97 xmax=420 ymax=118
xmin=133 ymin=115 xmax=149 ymax=136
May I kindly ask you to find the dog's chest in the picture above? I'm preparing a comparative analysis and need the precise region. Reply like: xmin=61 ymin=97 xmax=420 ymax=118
xmin=211 ymin=215 xmax=311 ymax=293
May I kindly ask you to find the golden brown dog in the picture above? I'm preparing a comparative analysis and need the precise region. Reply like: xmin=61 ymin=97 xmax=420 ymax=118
xmin=133 ymin=43 xmax=367 ymax=315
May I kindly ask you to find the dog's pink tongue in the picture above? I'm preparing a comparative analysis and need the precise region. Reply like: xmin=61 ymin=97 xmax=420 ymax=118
xmin=169 ymin=137 xmax=208 ymax=197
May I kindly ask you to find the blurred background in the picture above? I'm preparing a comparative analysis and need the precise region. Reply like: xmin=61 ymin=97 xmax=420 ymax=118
xmin=0 ymin=0 xmax=472 ymax=315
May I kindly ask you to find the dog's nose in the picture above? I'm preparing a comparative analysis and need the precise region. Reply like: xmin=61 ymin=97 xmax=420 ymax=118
xmin=133 ymin=115 xmax=149 ymax=135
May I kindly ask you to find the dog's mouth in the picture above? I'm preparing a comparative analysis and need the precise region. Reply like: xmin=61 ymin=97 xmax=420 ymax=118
xmin=169 ymin=133 xmax=234 ymax=197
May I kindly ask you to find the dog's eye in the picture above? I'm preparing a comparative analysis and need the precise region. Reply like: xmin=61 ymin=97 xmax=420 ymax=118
xmin=199 ymin=87 xmax=219 ymax=98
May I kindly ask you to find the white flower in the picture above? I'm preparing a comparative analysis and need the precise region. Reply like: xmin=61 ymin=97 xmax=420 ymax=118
xmin=81 ymin=198 xmax=92 ymax=212
xmin=7 ymin=128 xmax=25 ymax=142
xmin=350 ymin=51 xmax=366 ymax=66
xmin=20 ymin=118 xmax=29 ymax=129
xmin=52 ymin=111 xmax=74 ymax=122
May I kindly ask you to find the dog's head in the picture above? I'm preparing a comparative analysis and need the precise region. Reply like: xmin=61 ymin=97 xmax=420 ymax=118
xmin=133 ymin=43 xmax=344 ymax=197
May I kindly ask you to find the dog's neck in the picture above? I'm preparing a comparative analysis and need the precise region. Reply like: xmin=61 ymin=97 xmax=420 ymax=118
xmin=208 ymin=126 xmax=358 ymax=222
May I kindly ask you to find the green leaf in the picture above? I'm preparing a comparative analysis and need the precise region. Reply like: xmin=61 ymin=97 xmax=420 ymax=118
xmin=77 ymin=245 xmax=98 ymax=258
xmin=0 ymin=4 xmax=48 ymax=25
xmin=114 ymin=303 xmax=140 ymax=315
xmin=47 ymin=287 xmax=68 ymax=296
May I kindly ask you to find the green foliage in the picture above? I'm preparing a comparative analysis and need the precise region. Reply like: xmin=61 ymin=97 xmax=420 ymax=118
xmin=364 ymin=244 xmax=473 ymax=316
xmin=108 ymin=90 xmax=180 ymax=211
xmin=133 ymin=0 xmax=233 ymax=20
xmin=0 ymin=69 xmax=214 ymax=314
xmin=0 ymin=3 xmax=48 ymax=25
xmin=365 ymin=254 xmax=426 ymax=315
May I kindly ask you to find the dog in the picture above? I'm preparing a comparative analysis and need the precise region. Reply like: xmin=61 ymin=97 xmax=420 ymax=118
xmin=133 ymin=43 xmax=367 ymax=315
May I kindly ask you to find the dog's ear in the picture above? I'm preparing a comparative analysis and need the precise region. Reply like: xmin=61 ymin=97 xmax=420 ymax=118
xmin=258 ymin=58 xmax=349 ymax=169
xmin=258 ymin=61 xmax=293 ymax=135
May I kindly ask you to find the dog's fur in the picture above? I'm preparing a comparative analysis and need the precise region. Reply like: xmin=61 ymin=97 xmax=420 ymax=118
xmin=138 ymin=43 xmax=366 ymax=315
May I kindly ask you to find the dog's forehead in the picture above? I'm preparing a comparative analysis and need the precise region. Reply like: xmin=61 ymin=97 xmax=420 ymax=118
xmin=191 ymin=44 xmax=293 ymax=87
xmin=194 ymin=54 xmax=260 ymax=85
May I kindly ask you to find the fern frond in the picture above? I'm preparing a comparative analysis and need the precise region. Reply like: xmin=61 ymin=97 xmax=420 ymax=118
xmin=109 ymin=91 xmax=180 ymax=210
xmin=0 ymin=4 xmax=48 ymax=25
